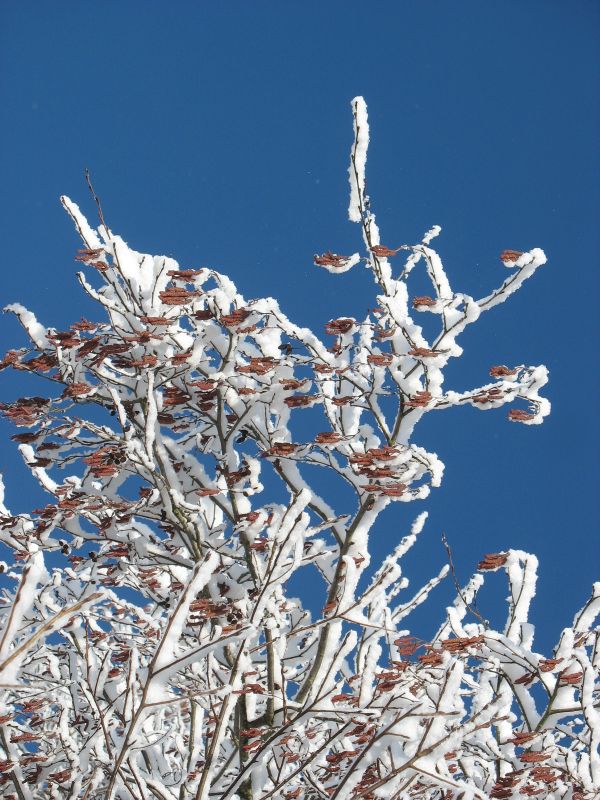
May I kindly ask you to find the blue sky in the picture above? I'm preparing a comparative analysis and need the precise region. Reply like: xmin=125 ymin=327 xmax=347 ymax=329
xmin=1 ymin=1 xmax=598 ymax=650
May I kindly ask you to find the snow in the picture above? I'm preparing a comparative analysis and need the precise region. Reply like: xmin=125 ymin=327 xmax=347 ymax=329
xmin=0 ymin=552 xmax=47 ymax=681
xmin=61 ymin=195 xmax=103 ymax=249
xmin=348 ymin=96 xmax=369 ymax=222
xmin=504 ymin=550 xmax=538 ymax=646
xmin=3 ymin=302 xmax=50 ymax=348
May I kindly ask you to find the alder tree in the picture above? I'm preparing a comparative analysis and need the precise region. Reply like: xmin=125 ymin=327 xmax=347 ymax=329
xmin=0 ymin=97 xmax=598 ymax=800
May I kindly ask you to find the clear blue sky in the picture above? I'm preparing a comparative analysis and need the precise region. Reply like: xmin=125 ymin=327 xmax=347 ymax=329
xmin=1 ymin=2 xmax=598 ymax=650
